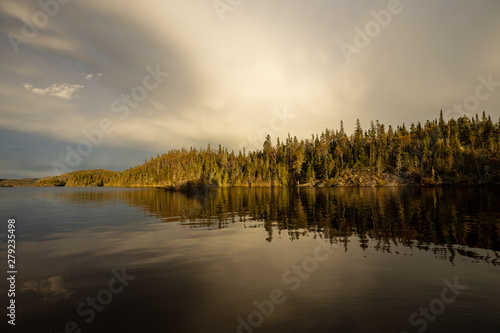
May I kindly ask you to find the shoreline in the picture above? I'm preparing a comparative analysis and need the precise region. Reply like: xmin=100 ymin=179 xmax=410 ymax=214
xmin=2 ymin=183 xmax=498 ymax=189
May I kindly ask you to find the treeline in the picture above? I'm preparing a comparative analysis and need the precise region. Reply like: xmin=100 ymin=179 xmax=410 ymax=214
xmin=0 ymin=178 xmax=39 ymax=187
xmin=36 ymin=111 xmax=500 ymax=187
xmin=36 ymin=169 xmax=116 ymax=187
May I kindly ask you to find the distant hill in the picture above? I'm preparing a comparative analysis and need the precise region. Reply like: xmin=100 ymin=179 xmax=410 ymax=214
xmin=0 ymin=178 xmax=39 ymax=187
xmin=30 ymin=111 xmax=500 ymax=188
xmin=35 ymin=169 xmax=117 ymax=187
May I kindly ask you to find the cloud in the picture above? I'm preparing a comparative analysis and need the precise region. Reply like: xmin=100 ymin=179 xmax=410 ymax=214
xmin=1 ymin=0 xmax=499 ymax=178
xmin=83 ymin=73 xmax=102 ymax=80
xmin=24 ymin=82 xmax=84 ymax=100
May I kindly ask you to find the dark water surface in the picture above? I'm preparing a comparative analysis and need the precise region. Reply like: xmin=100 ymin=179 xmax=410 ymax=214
xmin=0 ymin=187 xmax=499 ymax=333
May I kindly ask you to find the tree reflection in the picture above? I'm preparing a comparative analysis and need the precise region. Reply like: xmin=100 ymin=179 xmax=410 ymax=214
xmin=57 ymin=187 xmax=500 ymax=265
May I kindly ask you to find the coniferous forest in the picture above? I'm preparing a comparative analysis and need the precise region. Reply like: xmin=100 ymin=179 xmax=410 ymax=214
xmin=35 ymin=111 xmax=500 ymax=188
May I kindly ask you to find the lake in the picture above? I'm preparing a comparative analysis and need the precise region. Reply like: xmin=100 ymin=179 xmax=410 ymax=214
xmin=0 ymin=187 xmax=499 ymax=333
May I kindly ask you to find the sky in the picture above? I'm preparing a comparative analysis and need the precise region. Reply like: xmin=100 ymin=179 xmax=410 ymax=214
xmin=1 ymin=0 xmax=500 ymax=179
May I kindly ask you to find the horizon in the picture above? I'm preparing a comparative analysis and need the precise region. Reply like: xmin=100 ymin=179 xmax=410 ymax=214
xmin=1 ymin=0 xmax=500 ymax=179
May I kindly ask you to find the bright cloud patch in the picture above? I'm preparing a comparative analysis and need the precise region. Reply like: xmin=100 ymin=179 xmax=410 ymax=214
xmin=83 ymin=73 xmax=102 ymax=80
xmin=24 ymin=83 xmax=84 ymax=100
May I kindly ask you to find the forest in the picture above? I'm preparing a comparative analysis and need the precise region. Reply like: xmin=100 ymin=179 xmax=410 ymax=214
xmin=35 ymin=111 xmax=500 ymax=188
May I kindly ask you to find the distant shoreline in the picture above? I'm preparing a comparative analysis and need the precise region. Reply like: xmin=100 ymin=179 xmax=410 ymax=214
xmin=2 ymin=181 xmax=498 ymax=189
xmin=2 ymin=168 xmax=499 ymax=188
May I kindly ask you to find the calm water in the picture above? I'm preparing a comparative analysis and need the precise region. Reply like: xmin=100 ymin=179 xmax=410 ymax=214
xmin=0 ymin=187 xmax=499 ymax=333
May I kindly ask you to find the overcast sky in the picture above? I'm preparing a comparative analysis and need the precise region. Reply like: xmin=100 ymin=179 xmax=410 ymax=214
xmin=1 ymin=0 xmax=499 ymax=178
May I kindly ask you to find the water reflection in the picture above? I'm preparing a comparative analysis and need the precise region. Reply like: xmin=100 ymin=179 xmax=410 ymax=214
xmin=20 ymin=275 xmax=74 ymax=302
xmin=1 ymin=187 xmax=499 ymax=333
xmin=53 ymin=187 xmax=500 ymax=265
